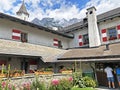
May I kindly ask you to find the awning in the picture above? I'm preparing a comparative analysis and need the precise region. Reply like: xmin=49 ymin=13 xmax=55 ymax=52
xmin=0 ymin=39 xmax=67 ymax=62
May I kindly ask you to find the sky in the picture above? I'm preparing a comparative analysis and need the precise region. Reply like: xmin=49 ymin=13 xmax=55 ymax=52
xmin=0 ymin=0 xmax=120 ymax=21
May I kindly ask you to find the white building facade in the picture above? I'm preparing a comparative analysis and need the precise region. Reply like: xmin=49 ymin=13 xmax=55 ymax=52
xmin=0 ymin=0 xmax=120 ymax=79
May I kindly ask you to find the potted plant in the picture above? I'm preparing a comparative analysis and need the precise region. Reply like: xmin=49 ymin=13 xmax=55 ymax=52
xmin=13 ymin=70 xmax=23 ymax=77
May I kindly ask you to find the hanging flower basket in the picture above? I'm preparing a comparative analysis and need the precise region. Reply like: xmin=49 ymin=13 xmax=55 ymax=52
xmin=61 ymin=70 xmax=72 ymax=74
xmin=12 ymin=70 xmax=24 ymax=77
xmin=35 ymin=71 xmax=53 ymax=75
xmin=35 ymin=68 xmax=53 ymax=75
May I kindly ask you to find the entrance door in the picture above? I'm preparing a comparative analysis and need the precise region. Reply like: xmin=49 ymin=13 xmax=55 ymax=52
xmin=95 ymin=63 xmax=119 ymax=87
xmin=25 ymin=62 xmax=28 ymax=73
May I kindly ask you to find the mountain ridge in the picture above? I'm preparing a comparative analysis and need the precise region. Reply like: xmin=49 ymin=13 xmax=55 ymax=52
xmin=31 ymin=18 xmax=80 ymax=30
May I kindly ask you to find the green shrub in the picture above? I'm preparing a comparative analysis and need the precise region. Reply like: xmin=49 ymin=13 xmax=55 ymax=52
xmin=59 ymin=78 xmax=73 ymax=90
xmin=31 ymin=75 xmax=46 ymax=90
xmin=72 ymin=72 xmax=86 ymax=88
xmin=83 ymin=76 xmax=96 ymax=88
xmin=72 ymin=72 xmax=96 ymax=88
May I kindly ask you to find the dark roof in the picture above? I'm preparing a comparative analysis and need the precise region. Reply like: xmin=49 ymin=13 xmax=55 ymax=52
xmin=63 ymin=7 xmax=120 ymax=33
xmin=61 ymin=20 xmax=88 ymax=33
xmin=97 ymin=7 xmax=120 ymax=22
xmin=16 ymin=0 xmax=29 ymax=16
xmin=0 ymin=13 xmax=73 ymax=38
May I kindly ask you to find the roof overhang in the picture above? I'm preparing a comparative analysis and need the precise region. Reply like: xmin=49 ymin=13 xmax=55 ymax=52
xmin=0 ymin=39 xmax=66 ymax=62
xmin=57 ymin=56 xmax=120 ymax=62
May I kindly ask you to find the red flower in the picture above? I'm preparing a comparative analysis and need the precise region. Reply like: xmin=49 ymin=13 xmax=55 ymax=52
xmin=8 ymin=84 xmax=12 ymax=90
xmin=69 ymin=77 xmax=73 ymax=82
xmin=2 ymin=81 xmax=6 ymax=88
xmin=52 ymin=79 xmax=59 ymax=85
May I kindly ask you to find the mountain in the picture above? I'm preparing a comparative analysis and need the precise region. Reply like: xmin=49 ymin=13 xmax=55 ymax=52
xmin=31 ymin=18 xmax=80 ymax=30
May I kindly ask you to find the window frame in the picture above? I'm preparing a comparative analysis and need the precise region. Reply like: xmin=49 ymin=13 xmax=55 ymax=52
xmin=107 ymin=27 xmax=117 ymax=41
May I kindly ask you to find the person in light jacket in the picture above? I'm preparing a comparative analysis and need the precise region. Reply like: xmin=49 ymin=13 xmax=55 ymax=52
xmin=104 ymin=66 xmax=115 ymax=89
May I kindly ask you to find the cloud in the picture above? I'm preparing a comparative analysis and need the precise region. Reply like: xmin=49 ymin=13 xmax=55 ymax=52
xmin=28 ymin=0 xmax=120 ymax=21
xmin=28 ymin=0 xmax=84 ymax=21
xmin=85 ymin=0 xmax=120 ymax=15
xmin=46 ymin=5 xmax=80 ymax=20
xmin=0 ymin=0 xmax=120 ymax=21
xmin=0 ymin=0 xmax=15 ymax=12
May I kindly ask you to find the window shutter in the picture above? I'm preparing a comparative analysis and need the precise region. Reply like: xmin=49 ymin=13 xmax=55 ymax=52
xmin=12 ymin=29 xmax=21 ymax=40
xmin=53 ymin=38 xmax=58 ymax=46
xmin=117 ymin=25 xmax=120 ymax=39
xmin=101 ymin=29 xmax=107 ymax=42
xmin=79 ymin=35 xmax=83 ymax=46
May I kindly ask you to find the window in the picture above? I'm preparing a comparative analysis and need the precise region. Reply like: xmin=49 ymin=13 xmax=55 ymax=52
xmin=83 ymin=34 xmax=89 ymax=45
xmin=89 ymin=11 xmax=93 ymax=14
xmin=108 ymin=28 xmax=117 ymax=40
xmin=58 ymin=40 xmax=62 ymax=48
xmin=21 ymin=32 xmax=28 ymax=42
xmin=83 ymin=18 xmax=87 ymax=24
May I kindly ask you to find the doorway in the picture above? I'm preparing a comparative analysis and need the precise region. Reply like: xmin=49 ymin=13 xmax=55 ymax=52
xmin=21 ymin=61 xmax=29 ymax=73
xmin=95 ymin=62 xmax=119 ymax=87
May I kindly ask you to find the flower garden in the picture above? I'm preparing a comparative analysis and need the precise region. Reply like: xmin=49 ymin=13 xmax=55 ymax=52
xmin=0 ymin=72 xmax=97 ymax=90
xmin=0 ymin=64 xmax=97 ymax=90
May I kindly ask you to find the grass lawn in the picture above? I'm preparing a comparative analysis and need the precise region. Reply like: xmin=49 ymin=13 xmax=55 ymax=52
xmin=71 ymin=87 xmax=96 ymax=90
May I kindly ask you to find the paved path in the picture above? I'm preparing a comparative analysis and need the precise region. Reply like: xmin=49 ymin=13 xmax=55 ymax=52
xmin=96 ymin=86 xmax=119 ymax=90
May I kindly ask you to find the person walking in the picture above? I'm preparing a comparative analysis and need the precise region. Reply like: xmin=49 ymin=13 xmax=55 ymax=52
xmin=104 ymin=66 xmax=115 ymax=89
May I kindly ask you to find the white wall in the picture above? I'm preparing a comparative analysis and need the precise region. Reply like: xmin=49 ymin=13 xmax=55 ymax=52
xmin=68 ymin=28 xmax=88 ymax=48
xmin=98 ymin=17 xmax=120 ymax=44
xmin=17 ymin=13 xmax=29 ymax=21
xmin=0 ymin=18 xmax=70 ymax=49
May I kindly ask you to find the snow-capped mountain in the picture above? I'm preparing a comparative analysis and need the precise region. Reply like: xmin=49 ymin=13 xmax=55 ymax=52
xmin=31 ymin=18 xmax=80 ymax=30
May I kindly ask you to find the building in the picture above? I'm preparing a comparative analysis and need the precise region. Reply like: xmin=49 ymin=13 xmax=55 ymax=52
xmin=0 ymin=1 xmax=120 ymax=86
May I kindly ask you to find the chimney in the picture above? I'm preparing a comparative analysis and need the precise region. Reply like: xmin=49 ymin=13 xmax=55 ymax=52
xmin=87 ymin=6 xmax=101 ymax=47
